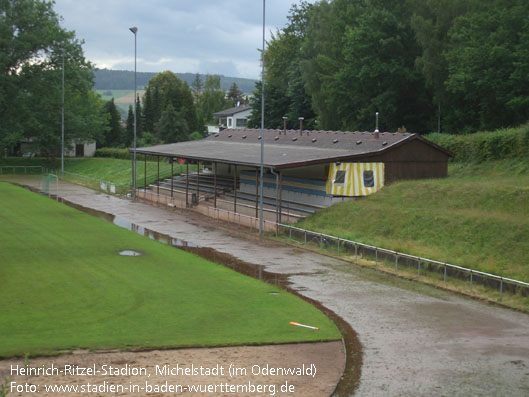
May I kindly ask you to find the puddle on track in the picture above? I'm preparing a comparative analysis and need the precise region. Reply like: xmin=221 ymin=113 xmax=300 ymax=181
xmin=26 ymin=189 xmax=362 ymax=396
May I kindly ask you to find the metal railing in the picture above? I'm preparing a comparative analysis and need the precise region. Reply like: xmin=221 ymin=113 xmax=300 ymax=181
xmin=204 ymin=206 xmax=529 ymax=301
xmin=207 ymin=206 xmax=262 ymax=231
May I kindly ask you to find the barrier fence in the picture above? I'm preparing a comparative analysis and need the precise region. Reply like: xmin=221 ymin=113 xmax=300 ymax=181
xmin=205 ymin=206 xmax=529 ymax=301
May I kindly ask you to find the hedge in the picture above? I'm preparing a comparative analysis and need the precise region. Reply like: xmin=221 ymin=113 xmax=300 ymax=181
xmin=426 ymin=124 xmax=529 ymax=162
xmin=95 ymin=148 xmax=161 ymax=162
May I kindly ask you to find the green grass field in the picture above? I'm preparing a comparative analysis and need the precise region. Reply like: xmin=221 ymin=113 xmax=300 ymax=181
xmin=0 ymin=157 xmax=196 ymax=193
xmin=296 ymin=158 xmax=529 ymax=282
xmin=95 ymin=89 xmax=135 ymax=101
xmin=0 ymin=183 xmax=340 ymax=358
xmin=59 ymin=157 xmax=193 ymax=190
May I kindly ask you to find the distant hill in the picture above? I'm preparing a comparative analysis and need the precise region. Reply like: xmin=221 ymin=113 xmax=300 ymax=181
xmin=93 ymin=69 xmax=257 ymax=94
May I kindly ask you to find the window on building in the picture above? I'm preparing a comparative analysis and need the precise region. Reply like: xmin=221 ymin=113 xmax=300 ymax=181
xmin=363 ymin=170 xmax=374 ymax=187
xmin=236 ymin=118 xmax=247 ymax=127
xmin=334 ymin=170 xmax=346 ymax=184
xmin=228 ymin=118 xmax=232 ymax=127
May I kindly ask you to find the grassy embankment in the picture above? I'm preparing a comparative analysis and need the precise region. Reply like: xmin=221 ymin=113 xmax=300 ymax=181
xmin=0 ymin=183 xmax=340 ymax=358
xmin=293 ymin=125 xmax=529 ymax=307
xmin=0 ymin=157 xmax=196 ymax=194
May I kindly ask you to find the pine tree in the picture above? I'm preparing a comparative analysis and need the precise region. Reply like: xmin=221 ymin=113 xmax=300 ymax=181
xmin=227 ymin=83 xmax=243 ymax=106
xmin=154 ymin=104 xmax=189 ymax=143
xmin=125 ymin=105 xmax=134 ymax=147
xmin=142 ymin=87 xmax=154 ymax=133
xmin=191 ymin=73 xmax=203 ymax=104
xmin=101 ymin=98 xmax=124 ymax=147
xmin=135 ymin=93 xmax=143 ymax=138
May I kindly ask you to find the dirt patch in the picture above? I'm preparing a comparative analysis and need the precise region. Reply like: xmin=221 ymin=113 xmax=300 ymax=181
xmin=0 ymin=342 xmax=343 ymax=396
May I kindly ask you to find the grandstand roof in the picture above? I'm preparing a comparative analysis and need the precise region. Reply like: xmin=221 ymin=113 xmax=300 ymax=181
xmin=133 ymin=128 xmax=452 ymax=169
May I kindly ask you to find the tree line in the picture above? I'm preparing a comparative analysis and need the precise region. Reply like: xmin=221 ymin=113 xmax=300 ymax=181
xmin=94 ymin=69 xmax=257 ymax=94
xmin=100 ymin=72 xmax=246 ymax=148
xmin=249 ymin=0 xmax=529 ymax=134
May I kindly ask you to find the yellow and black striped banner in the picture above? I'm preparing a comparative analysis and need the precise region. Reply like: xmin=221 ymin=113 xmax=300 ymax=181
xmin=326 ymin=162 xmax=385 ymax=197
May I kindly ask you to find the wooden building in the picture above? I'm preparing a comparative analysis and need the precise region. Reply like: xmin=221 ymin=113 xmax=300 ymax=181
xmin=132 ymin=128 xmax=452 ymax=220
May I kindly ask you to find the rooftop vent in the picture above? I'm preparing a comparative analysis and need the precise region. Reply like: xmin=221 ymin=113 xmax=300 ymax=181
xmin=333 ymin=139 xmax=339 ymax=144
xmin=292 ymin=137 xmax=298 ymax=142
xmin=356 ymin=140 xmax=362 ymax=145
xmin=228 ymin=134 xmax=232 ymax=138
xmin=274 ymin=136 xmax=279 ymax=141
xmin=242 ymin=135 xmax=247 ymax=139
xmin=382 ymin=141 xmax=388 ymax=146
xmin=258 ymin=136 xmax=262 ymax=140
xmin=214 ymin=133 xmax=219 ymax=137
xmin=312 ymin=138 xmax=317 ymax=143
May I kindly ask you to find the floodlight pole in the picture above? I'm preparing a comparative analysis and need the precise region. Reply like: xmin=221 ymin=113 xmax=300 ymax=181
xmin=61 ymin=50 xmax=65 ymax=178
xmin=130 ymin=27 xmax=138 ymax=198
xmin=259 ymin=0 xmax=265 ymax=235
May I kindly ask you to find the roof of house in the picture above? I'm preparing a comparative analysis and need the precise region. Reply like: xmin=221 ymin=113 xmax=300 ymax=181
xmin=212 ymin=105 xmax=251 ymax=117
xmin=134 ymin=128 xmax=452 ymax=169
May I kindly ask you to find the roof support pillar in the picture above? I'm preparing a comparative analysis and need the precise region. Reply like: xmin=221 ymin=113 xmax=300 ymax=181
xmin=196 ymin=161 xmax=200 ymax=204
xmin=270 ymin=168 xmax=279 ymax=236
xmin=279 ymin=171 xmax=283 ymax=225
xmin=255 ymin=168 xmax=259 ymax=219
xmin=214 ymin=162 xmax=217 ymax=208
xmin=157 ymin=155 xmax=160 ymax=195
xmin=233 ymin=165 xmax=237 ymax=213
xmin=170 ymin=158 xmax=174 ymax=198
xmin=186 ymin=162 xmax=189 ymax=207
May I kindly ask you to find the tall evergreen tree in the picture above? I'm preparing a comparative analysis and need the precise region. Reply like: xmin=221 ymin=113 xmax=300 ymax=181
xmin=199 ymin=75 xmax=231 ymax=123
xmin=191 ymin=73 xmax=202 ymax=104
xmin=154 ymin=104 xmax=188 ymax=143
xmin=142 ymin=86 xmax=154 ymax=133
xmin=143 ymin=71 xmax=198 ymax=137
xmin=125 ymin=104 xmax=134 ymax=147
xmin=227 ymin=83 xmax=244 ymax=106
xmin=100 ymin=98 xmax=123 ymax=147
xmin=135 ymin=93 xmax=143 ymax=138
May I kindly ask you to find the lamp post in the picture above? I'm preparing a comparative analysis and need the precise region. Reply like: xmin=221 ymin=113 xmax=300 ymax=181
xmin=61 ymin=49 xmax=65 ymax=178
xmin=259 ymin=0 xmax=265 ymax=235
xmin=129 ymin=27 xmax=138 ymax=198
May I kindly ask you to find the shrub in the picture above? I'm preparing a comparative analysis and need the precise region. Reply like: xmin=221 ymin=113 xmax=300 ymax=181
xmin=95 ymin=148 xmax=130 ymax=160
xmin=426 ymin=123 xmax=529 ymax=162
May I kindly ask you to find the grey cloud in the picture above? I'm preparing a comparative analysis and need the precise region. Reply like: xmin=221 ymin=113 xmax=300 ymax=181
xmin=54 ymin=0 xmax=313 ymax=78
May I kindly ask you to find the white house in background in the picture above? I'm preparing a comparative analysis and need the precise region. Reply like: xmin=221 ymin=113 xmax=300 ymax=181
xmin=212 ymin=104 xmax=251 ymax=129
xmin=64 ymin=139 xmax=96 ymax=157
xmin=18 ymin=138 xmax=96 ymax=157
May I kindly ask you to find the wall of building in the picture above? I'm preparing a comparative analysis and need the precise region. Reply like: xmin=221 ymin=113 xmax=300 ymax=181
xmin=226 ymin=108 xmax=252 ymax=129
xmin=64 ymin=141 xmax=96 ymax=157
xmin=238 ymin=170 xmax=350 ymax=207
xmin=356 ymin=138 xmax=450 ymax=183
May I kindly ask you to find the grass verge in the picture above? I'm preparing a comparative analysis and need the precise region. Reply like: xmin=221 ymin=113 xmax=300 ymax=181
xmin=0 ymin=157 xmax=198 ymax=193
xmin=0 ymin=183 xmax=340 ymax=358
xmin=296 ymin=159 xmax=529 ymax=283
xmin=273 ymin=234 xmax=529 ymax=312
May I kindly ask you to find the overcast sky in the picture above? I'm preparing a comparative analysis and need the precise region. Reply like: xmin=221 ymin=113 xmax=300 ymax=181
xmin=54 ymin=0 xmax=312 ymax=79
